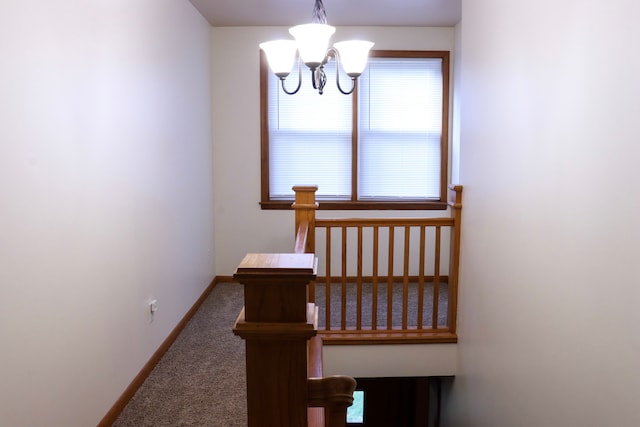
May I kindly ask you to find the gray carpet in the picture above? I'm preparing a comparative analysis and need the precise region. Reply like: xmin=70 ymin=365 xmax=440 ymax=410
xmin=112 ymin=281 xmax=447 ymax=426
xmin=113 ymin=282 xmax=247 ymax=427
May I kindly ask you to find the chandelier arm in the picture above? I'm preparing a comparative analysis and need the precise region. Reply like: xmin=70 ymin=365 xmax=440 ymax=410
xmin=311 ymin=67 xmax=317 ymax=90
xmin=330 ymin=47 xmax=356 ymax=95
xmin=280 ymin=54 xmax=303 ymax=95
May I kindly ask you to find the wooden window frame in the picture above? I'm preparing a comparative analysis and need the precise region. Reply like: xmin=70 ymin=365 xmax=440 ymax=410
xmin=260 ymin=50 xmax=450 ymax=211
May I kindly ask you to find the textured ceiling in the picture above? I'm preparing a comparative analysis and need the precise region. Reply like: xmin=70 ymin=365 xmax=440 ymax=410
xmin=189 ymin=0 xmax=461 ymax=27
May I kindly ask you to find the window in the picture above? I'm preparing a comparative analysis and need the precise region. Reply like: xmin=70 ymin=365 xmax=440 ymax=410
xmin=347 ymin=390 xmax=365 ymax=424
xmin=260 ymin=50 xmax=450 ymax=210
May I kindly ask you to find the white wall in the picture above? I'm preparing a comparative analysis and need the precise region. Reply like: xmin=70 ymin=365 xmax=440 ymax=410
xmin=324 ymin=344 xmax=457 ymax=377
xmin=444 ymin=1 xmax=640 ymax=426
xmin=0 ymin=2 xmax=213 ymax=426
xmin=211 ymin=27 xmax=456 ymax=275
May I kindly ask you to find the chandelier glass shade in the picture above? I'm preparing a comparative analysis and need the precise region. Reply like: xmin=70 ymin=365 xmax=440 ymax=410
xmin=259 ymin=0 xmax=374 ymax=95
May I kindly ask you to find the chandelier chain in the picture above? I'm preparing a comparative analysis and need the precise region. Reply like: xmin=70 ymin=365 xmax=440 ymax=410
xmin=312 ymin=0 xmax=327 ymax=24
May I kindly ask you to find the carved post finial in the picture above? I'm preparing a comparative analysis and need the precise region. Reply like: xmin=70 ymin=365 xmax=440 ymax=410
xmin=292 ymin=185 xmax=318 ymax=254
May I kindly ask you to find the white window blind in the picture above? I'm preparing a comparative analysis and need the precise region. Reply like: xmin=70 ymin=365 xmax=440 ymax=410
xmin=268 ymin=60 xmax=352 ymax=199
xmin=358 ymin=57 xmax=443 ymax=199
xmin=266 ymin=54 xmax=444 ymax=202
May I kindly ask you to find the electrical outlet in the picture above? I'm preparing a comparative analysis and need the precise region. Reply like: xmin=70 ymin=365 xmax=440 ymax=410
xmin=149 ymin=299 xmax=158 ymax=322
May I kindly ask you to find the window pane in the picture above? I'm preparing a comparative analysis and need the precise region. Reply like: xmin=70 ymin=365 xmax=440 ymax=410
xmin=358 ymin=132 xmax=441 ymax=199
xmin=268 ymin=60 xmax=352 ymax=199
xmin=270 ymin=132 xmax=351 ymax=199
xmin=358 ymin=57 xmax=443 ymax=199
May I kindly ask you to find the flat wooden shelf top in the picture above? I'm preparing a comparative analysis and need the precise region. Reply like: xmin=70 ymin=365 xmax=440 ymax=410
xmin=235 ymin=253 xmax=317 ymax=276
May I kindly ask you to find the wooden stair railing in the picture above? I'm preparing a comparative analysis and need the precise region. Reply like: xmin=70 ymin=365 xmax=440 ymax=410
xmin=308 ymin=376 xmax=357 ymax=427
xmin=233 ymin=251 xmax=356 ymax=427
xmin=292 ymin=184 xmax=463 ymax=344
xmin=307 ymin=335 xmax=356 ymax=427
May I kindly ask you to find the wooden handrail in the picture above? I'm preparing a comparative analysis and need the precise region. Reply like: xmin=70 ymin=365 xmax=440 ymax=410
xmin=295 ymin=220 xmax=310 ymax=254
xmin=293 ymin=185 xmax=463 ymax=344
xmin=308 ymin=376 xmax=357 ymax=427
xmin=307 ymin=336 xmax=325 ymax=427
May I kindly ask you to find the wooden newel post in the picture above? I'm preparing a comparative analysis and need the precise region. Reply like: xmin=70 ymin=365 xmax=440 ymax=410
xmin=233 ymin=253 xmax=318 ymax=427
xmin=292 ymin=185 xmax=318 ymax=254
xmin=447 ymin=185 xmax=463 ymax=335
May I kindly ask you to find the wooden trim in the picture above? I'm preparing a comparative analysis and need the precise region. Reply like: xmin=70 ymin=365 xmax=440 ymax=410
xmin=260 ymin=200 xmax=449 ymax=211
xmin=440 ymin=51 xmax=451 ymax=204
xmin=260 ymin=50 xmax=271 ymax=205
xmin=98 ymin=276 xmax=220 ymax=426
xmin=320 ymin=330 xmax=457 ymax=345
xmin=368 ymin=50 xmax=451 ymax=59
xmin=233 ymin=305 xmax=317 ymax=340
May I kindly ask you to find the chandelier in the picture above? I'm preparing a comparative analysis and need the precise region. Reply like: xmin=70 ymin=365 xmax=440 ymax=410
xmin=259 ymin=0 xmax=374 ymax=95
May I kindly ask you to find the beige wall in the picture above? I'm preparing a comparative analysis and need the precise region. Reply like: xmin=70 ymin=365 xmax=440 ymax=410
xmin=444 ymin=1 xmax=640 ymax=425
xmin=211 ymin=26 xmax=457 ymax=275
xmin=0 ymin=2 xmax=214 ymax=425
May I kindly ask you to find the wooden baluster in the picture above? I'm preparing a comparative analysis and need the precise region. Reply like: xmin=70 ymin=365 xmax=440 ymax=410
xmin=387 ymin=226 xmax=394 ymax=330
xmin=418 ymin=226 xmax=426 ymax=330
xmin=325 ymin=227 xmax=332 ymax=331
xmin=233 ymin=253 xmax=318 ymax=427
xmin=341 ymin=226 xmax=347 ymax=330
xmin=357 ymin=226 xmax=363 ymax=330
xmin=372 ymin=226 xmax=379 ymax=331
xmin=447 ymin=185 xmax=463 ymax=335
xmin=432 ymin=226 xmax=442 ymax=329
xmin=402 ymin=226 xmax=410 ymax=330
